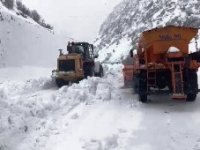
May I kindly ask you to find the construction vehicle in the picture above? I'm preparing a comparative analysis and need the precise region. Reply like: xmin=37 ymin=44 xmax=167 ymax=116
xmin=123 ymin=25 xmax=200 ymax=103
xmin=52 ymin=42 xmax=103 ymax=87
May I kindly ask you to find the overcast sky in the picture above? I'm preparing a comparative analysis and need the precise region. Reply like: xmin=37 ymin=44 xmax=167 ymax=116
xmin=21 ymin=0 xmax=122 ymax=42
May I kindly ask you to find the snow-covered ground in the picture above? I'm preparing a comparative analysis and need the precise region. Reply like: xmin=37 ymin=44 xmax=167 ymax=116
xmin=0 ymin=65 xmax=200 ymax=150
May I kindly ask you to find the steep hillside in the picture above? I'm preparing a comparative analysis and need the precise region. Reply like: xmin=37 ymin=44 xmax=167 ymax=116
xmin=0 ymin=2 xmax=65 ymax=67
xmin=96 ymin=0 xmax=200 ymax=63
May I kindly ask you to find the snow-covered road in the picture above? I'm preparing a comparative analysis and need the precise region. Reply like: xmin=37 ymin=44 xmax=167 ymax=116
xmin=0 ymin=65 xmax=200 ymax=150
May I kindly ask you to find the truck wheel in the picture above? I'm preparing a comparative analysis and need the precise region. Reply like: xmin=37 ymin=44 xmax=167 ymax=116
xmin=56 ymin=79 xmax=68 ymax=87
xmin=186 ymin=93 xmax=196 ymax=102
xmin=139 ymin=94 xmax=147 ymax=103
xmin=133 ymin=74 xmax=139 ymax=94
xmin=184 ymin=69 xmax=198 ymax=102
xmin=138 ymin=70 xmax=148 ymax=103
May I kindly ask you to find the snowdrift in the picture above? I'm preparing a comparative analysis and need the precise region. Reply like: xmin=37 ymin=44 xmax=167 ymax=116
xmin=0 ymin=64 xmax=127 ymax=150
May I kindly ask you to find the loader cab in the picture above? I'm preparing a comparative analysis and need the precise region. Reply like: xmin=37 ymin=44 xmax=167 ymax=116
xmin=67 ymin=42 xmax=95 ymax=61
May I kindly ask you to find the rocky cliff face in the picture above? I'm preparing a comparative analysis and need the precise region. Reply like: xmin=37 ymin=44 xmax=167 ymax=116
xmin=96 ymin=0 xmax=200 ymax=63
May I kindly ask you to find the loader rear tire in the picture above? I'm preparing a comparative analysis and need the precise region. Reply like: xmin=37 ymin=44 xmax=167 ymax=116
xmin=84 ymin=67 xmax=94 ymax=78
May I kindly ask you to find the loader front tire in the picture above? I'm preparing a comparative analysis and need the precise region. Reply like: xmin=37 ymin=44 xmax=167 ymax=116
xmin=56 ymin=79 xmax=68 ymax=87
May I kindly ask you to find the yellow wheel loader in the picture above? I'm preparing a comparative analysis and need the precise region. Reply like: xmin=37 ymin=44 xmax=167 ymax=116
xmin=52 ymin=42 xmax=103 ymax=87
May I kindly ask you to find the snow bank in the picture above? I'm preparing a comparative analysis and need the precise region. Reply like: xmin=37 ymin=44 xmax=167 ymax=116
xmin=0 ymin=77 xmax=53 ymax=95
xmin=0 ymin=64 xmax=133 ymax=150
xmin=0 ymin=66 xmax=53 ymax=81
xmin=44 ymin=65 xmax=142 ymax=150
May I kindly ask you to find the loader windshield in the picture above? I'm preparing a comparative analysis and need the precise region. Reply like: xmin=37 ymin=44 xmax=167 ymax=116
xmin=67 ymin=42 xmax=94 ymax=60
xmin=73 ymin=45 xmax=84 ymax=54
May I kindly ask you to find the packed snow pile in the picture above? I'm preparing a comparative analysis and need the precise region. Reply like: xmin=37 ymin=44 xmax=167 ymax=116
xmin=0 ymin=2 xmax=65 ymax=67
xmin=95 ymin=0 xmax=200 ymax=63
xmin=0 ymin=64 xmax=135 ymax=150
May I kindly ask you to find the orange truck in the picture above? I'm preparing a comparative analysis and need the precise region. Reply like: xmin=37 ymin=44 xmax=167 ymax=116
xmin=123 ymin=25 xmax=200 ymax=102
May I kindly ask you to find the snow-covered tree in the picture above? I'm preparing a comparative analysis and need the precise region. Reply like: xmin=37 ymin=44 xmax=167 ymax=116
xmin=31 ymin=10 xmax=41 ymax=23
xmin=2 ymin=0 xmax=14 ymax=9
xmin=16 ymin=1 xmax=31 ymax=16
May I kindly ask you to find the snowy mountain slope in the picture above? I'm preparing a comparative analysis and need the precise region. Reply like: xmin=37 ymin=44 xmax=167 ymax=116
xmin=0 ymin=3 xmax=65 ymax=67
xmin=0 ymin=66 xmax=200 ymax=150
xmin=96 ymin=0 xmax=200 ymax=63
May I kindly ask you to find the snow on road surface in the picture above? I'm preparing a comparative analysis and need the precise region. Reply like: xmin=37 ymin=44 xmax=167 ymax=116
xmin=0 ymin=65 xmax=200 ymax=150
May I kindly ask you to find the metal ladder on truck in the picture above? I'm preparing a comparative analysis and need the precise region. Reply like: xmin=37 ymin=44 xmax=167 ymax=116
xmin=171 ymin=63 xmax=186 ymax=99
xmin=147 ymin=64 xmax=157 ymax=92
